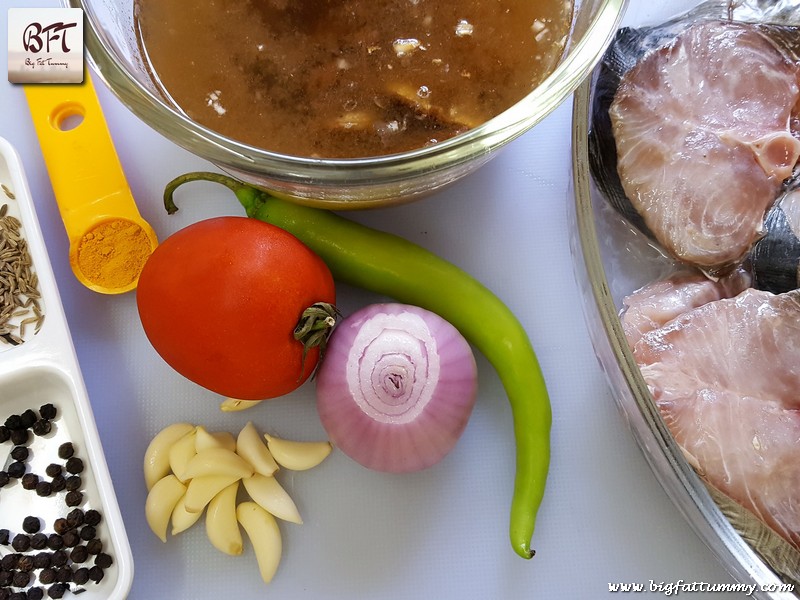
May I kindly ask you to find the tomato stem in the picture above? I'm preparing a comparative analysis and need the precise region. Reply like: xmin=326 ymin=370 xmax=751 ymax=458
xmin=293 ymin=302 xmax=339 ymax=380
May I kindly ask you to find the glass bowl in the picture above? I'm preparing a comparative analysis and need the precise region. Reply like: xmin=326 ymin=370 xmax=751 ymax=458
xmin=66 ymin=0 xmax=626 ymax=207
xmin=569 ymin=2 xmax=800 ymax=594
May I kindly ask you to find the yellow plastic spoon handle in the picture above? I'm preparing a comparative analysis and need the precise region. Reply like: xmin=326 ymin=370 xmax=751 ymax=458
xmin=24 ymin=71 xmax=158 ymax=294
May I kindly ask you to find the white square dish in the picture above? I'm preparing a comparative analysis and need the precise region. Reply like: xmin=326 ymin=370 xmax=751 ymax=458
xmin=0 ymin=136 xmax=133 ymax=599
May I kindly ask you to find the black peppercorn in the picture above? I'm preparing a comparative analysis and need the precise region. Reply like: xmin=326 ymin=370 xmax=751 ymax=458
xmin=10 ymin=446 xmax=28 ymax=461
xmin=21 ymin=473 xmax=39 ymax=490
xmin=85 ymin=539 xmax=102 ymax=555
xmin=33 ymin=553 xmax=51 ymax=570
xmin=49 ymin=475 xmax=66 ymax=493
xmin=39 ymin=404 xmax=57 ymax=420
xmin=87 ymin=565 xmax=104 ymax=583
xmin=66 ymin=509 xmax=84 ymax=529
xmin=72 ymin=567 xmax=89 ymax=586
xmin=17 ymin=555 xmax=34 ymax=573
xmin=19 ymin=409 xmax=37 ymax=429
xmin=52 ymin=519 xmax=69 ymax=535
xmin=61 ymin=531 xmax=80 ymax=548
xmin=94 ymin=553 xmax=113 ymax=569
xmin=31 ymin=420 xmax=51 ymax=437
xmin=7 ymin=461 xmax=26 ymax=478
xmin=30 ymin=533 xmax=48 ymax=551
xmin=10 ymin=428 xmax=29 ymax=446
xmin=57 ymin=443 xmax=73 ymax=460
xmin=46 ymin=535 xmax=63 ymax=551
xmin=70 ymin=545 xmax=88 ymax=564
xmin=49 ymin=551 xmax=67 ymax=568
xmin=23 ymin=516 xmax=41 ymax=534
xmin=38 ymin=568 xmax=56 ymax=585
xmin=35 ymin=481 xmax=52 ymax=497
xmin=55 ymin=567 xmax=72 ymax=584
xmin=46 ymin=583 xmax=67 ymax=599
xmin=64 ymin=457 xmax=83 ymax=475
xmin=12 ymin=533 xmax=31 ymax=552
xmin=0 ymin=405 xmax=114 ymax=595
xmin=83 ymin=510 xmax=101 ymax=527
xmin=12 ymin=569 xmax=30 ymax=587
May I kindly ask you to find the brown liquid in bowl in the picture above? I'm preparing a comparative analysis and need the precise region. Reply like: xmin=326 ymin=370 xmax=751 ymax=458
xmin=134 ymin=0 xmax=573 ymax=158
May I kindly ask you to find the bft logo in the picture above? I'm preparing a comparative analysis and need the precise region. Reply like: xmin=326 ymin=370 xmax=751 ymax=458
xmin=22 ymin=21 xmax=78 ymax=54
xmin=8 ymin=8 xmax=84 ymax=84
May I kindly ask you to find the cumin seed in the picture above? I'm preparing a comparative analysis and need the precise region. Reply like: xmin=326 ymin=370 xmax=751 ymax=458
xmin=0 ymin=189 xmax=45 ymax=345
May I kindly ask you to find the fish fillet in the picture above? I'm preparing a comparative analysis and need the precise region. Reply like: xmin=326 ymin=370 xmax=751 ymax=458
xmin=626 ymin=285 xmax=800 ymax=549
xmin=620 ymin=268 xmax=750 ymax=346
xmin=611 ymin=20 xmax=800 ymax=276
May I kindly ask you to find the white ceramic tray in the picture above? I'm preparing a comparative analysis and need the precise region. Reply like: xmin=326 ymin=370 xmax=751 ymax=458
xmin=0 ymin=136 xmax=133 ymax=599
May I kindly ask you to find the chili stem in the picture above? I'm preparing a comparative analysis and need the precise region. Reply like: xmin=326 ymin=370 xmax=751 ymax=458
xmin=164 ymin=172 xmax=268 ymax=216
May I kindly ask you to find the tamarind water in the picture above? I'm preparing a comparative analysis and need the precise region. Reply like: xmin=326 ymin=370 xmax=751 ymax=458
xmin=134 ymin=0 xmax=574 ymax=158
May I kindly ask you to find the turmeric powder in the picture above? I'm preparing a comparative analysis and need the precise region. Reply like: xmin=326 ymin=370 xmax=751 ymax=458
xmin=76 ymin=219 xmax=153 ymax=290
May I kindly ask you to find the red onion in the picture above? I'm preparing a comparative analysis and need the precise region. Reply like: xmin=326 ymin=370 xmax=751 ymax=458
xmin=316 ymin=303 xmax=478 ymax=472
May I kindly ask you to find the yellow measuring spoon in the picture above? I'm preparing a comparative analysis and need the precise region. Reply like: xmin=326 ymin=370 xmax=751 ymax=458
xmin=24 ymin=71 xmax=158 ymax=295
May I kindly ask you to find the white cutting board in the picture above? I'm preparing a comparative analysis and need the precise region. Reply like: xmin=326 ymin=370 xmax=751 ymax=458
xmin=0 ymin=1 xmax=737 ymax=597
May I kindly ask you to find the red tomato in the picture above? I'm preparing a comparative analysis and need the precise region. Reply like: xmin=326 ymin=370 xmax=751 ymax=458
xmin=136 ymin=216 xmax=335 ymax=400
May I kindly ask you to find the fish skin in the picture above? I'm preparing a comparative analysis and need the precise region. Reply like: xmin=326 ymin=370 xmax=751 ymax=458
xmin=627 ymin=286 xmax=800 ymax=549
xmin=752 ymin=188 xmax=800 ymax=293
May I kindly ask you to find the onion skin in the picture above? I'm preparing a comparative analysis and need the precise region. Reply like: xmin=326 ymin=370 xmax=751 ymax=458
xmin=316 ymin=303 xmax=478 ymax=473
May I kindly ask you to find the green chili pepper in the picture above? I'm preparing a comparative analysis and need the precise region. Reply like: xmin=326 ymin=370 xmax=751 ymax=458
xmin=164 ymin=172 xmax=551 ymax=559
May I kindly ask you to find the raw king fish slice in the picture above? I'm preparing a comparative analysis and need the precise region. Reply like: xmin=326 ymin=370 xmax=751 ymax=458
xmin=607 ymin=20 xmax=800 ymax=276
xmin=623 ymin=282 xmax=800 ymax=549
xmin=620 ymin=268 xmax=750 ymax=346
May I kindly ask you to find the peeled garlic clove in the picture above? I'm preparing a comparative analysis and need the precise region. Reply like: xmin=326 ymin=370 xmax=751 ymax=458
xmin=236 ymin=422 xmax=279 ymax=477
xmin=206 ymin=481 xmax=243 ymax=556
xmin=264 ymin=434 xmax=332 ymax=471
xmin=242 ymin=474 xmax=302 ymax=524
xmin=220 ymin=397 xmax=261 ymax=412
xmin=144 ymin=423 xmax=195 ymax=490
xmin=195 ymin=426 xmax=236 ymax=453
xmin=168 ymin=428 xmax=198 ymax=482
xmin=237 ymin=501 xmax=282 ymax=583
xmin=171 ymin=494 xmax=203 ymax=535
xmin=146 ymin=474 xmax=187 ymax=542
xmin=181 ymin=447 xmax=254 ymax=480
xmin=184 ymin=473 xmax=242 ymax=513
xmin=211 ymin=431 xmax=236 ymax=451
